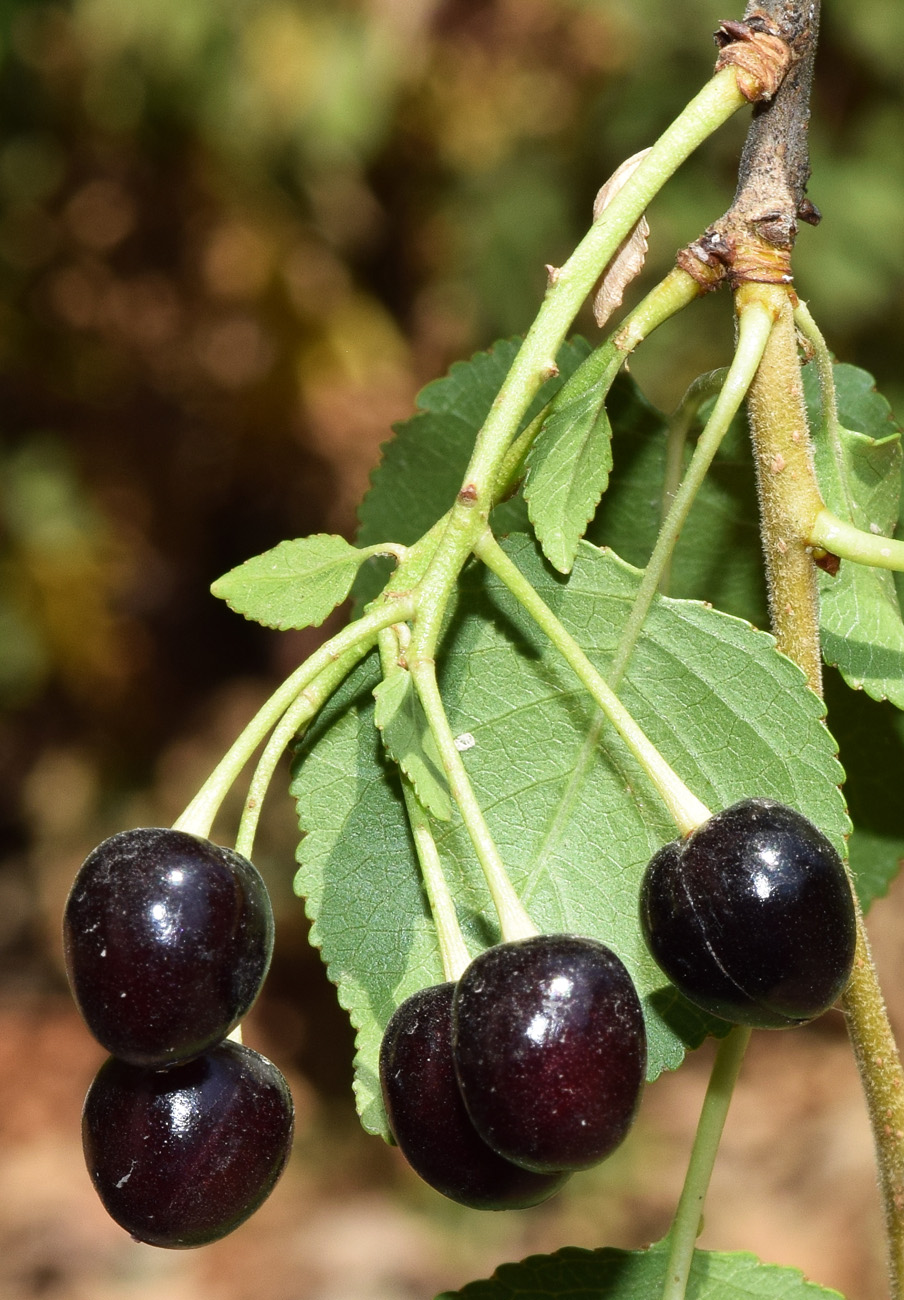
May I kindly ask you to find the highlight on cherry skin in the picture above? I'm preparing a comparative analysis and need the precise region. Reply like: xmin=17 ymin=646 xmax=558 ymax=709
xmin=451 ymin=934 xmax=648 ymax=1175
xmin=63 ymin=827 xmax=275 ymax=1068
xmin=639 ymin=797 xmax=857 ymax=1029
xmin=380 ymin=981 xmax=571 ymax=1210
xmin=82 ymin=1040 xmax=295 ymax=1249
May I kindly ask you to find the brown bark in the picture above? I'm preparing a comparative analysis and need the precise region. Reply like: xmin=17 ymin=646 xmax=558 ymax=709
xmin=678 ymin=1 xmax=821 ymax=289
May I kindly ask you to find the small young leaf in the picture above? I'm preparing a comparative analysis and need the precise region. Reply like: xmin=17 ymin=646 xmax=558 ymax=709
xmin=524 ymin=375 xmax=614 ymax=574
xmin=804 ymin=362 xmax=904 ymax=707
xmin=374 ymin=670 xmax=452 ymax=820
xmin=436 ymin=1242 xmax=844 ymax=1300
xmin=211 ymin=534 xmax=367 ymax=630
xmin=291 ymin=536 xmax=847 ymax=1138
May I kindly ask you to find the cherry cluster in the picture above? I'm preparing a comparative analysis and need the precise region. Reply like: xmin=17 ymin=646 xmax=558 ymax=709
xmin=379 ymin=934 xmax=647 ymax=1209
xmin=639 ymin=798 xmax=857 ymax=1028
xmin=63 ymin=827 xmax=294 ymax=1249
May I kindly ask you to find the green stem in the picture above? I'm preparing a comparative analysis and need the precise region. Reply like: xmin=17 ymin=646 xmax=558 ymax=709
xmin=608 ymin=298 xmax=775 ymax=687
xmin=496 ymin=267 xmax=705 ymax=501
xmin=473 ymin=531 xmax=711 ymax=835
xmin=746 ymin=289 xmax=904 ymax=1297
xmin=403 ymin=782 xmax=473 ymax=981
xmin=407 ymin=71 xmax=747 ymax=665
xmin=844 ymin=926 xmax=904 ymax=1297
xmin=740 ymin=282 xmax=825 ymax=694
xmin=409 ymin=657 xmax=538 ymax=944
xmin=660 ymin=1027 xmax=752 ymax=1300
xmin=377 ymin=627 xmax=473 ymax=981
xmin=173 ymin=596 xmax=415 ymax=840
xmin=233 ymin=642 xmax=369 ymax=860
xmin=658 ymin=368 xmax=728 ymax=596
xmin=810 ymin=510 xmax=904 ymax=572
xmin=464 ymin=71 xmax=746 ymax=499
xmin=611 ymin=266 xmax=705 ymax=354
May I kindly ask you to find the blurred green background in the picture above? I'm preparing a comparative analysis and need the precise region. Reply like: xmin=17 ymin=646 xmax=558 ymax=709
xmin=0 ymin=2 xmax=901 ymax=1297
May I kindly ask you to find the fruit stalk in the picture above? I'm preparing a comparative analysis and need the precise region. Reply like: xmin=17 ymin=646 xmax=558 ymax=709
xmin=473 ymin=530 xmax=712 ymax=835
xmin=234 ymin=641 xmax=371 ymax=859
xmin=401 ymin=784 xmax=473 ymax=982
xmin=174 ymin=596 xmax=415 ymax=840
xmin=409 ymin=657 xmax=539 ymax=944
xmin=377 ymin=627 xmax=472 ymax=981
xmin=657 ymin=368 xmax=727 ymax=595
xmin=660 ymin=1026 xmax=751 ymax=1300
xmin=607 ymin=294 xmax=774 ymax=687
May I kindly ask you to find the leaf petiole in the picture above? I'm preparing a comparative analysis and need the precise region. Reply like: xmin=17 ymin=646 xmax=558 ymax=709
xmin=809 ymin=510 xmax=904 ymax=573
xmin=793 ymin=298 xmax=853 ymax=516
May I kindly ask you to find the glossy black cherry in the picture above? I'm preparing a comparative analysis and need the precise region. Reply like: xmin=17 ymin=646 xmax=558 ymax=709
xmin=452 ymin=935 xmax=647 ymax=1174
xmin=380 ymin=983 xmax=569 ymax=1209
xmin=639 ymin=798 xmax=857 ymax=1028
xmin=64 ymin=827 xmax=274 ymax=1067
xmin=82 ymin=1040 xmax=294 ymax=1248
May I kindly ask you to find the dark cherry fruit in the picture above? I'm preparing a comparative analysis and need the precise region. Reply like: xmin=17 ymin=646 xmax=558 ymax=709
xmin=452 ymin=935 xmax=647 ymax=1174
xmin=380 ymin=982 xmax=569 ymax=1210
xmin=639 ymin=798 xmax=857 ymax=1028
xmin=82 ymin=1040 xmax=294 ymax=1248
xmin=64 ymin=827 xmax=274 ymax=1068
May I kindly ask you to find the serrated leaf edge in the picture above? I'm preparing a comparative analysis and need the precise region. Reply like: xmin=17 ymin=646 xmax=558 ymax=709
xmin=210 ymin=533 xmax=365 ymax=630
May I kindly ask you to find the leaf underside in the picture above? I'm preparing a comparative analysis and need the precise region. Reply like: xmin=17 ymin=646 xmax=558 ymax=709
xmin=436 ymin=1242 xmax=844 ymax=1300
xmin=291 ymin=535 xmax=847 ymax=1140
xmin=374 ymin=670 xmax=452 ymax=820
xmin=211 ymin=533 xmax=366 ymax=630
xmin=524 ymin=374 xmax=614 ymax=574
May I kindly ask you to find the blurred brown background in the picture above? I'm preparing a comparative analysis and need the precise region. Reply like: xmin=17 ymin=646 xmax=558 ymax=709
xmin=1 ymin=0 xmax=903 ymax=1296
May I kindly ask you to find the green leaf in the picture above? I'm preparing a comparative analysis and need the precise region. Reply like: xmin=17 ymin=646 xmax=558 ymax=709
xmin=354 ymin=339 xmax=768 ymax=623
xmin=524 ymin=370 xmax=614 ymax=574
xmin=291 ymin=536 xmax=846 ymax=1138
xmin=211 ymin=534 xmax=367 ymax=630
xmin=585 ymin=378 xmax=768 ymax=626
xmin=354 ymin=336 xmax=593 ymax=605
xmin=804 ymin=362 xmax=904 ymax=707
xmin=825 ymin=667 xmax=904 ymax=908
xmin=374 ymin=670 xmax=452 ymax=820
xmin=436 ymin=1242 xmax=844 ymax=1300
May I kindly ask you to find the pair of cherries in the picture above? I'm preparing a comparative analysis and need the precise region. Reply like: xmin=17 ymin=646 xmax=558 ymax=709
xmin=63 ymin=827 xmax=294 ymax=1249
xmin=381 ymin=798 xmax=856 ymax=1211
